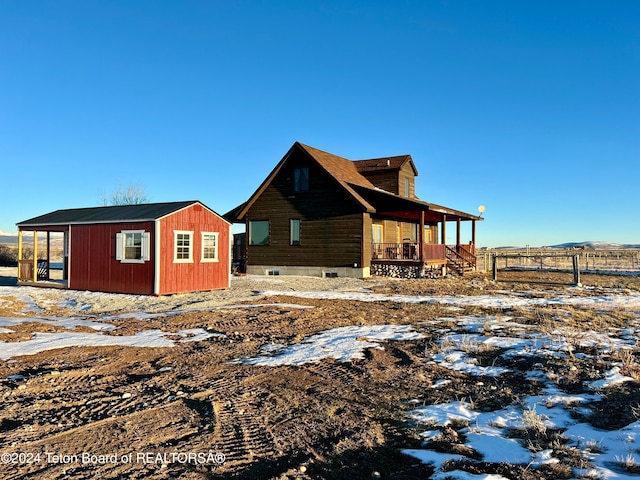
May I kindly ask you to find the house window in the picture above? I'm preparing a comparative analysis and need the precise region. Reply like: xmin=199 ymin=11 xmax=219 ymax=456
xmin=293 ymin=167 xmax=309 ymax=192
xmin=410 ymin=223 xmax=419 ymax=242
xmin=290 ymin=219 xmax=300 ymax=245
xmin=249 ymin=220 xmax=270 ymax=245
xmin=405 ymin=178 xmax=410 ymax=197
xmin=174 ymin=231 xmax=194 ymax=262
xmin=372 ymin=224 xmax=383 ymax=244
xmin=115 ymin=230 xmax=150 ymax=263
xmin=202 ymin=232 xmax=219 ymax=262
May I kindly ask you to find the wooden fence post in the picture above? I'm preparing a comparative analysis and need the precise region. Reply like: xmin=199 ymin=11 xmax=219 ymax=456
xmin=492 ymin=254 xmax=498 ymax=281
xmin=573 ymin=254 xmax=581 ymax=286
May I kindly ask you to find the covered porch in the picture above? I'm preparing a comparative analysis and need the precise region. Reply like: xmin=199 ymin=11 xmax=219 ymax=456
xmin=354 ymin=184 xmax=482 ymax=277
xmin=16 ymin=226 xmax=69 ymax=288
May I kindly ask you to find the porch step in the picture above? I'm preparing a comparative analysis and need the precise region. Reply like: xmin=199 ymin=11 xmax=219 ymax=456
xmin=445 ymin=246 xmax=476 ymax=276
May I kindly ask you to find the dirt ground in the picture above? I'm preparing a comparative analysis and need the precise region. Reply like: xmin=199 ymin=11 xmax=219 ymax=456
xmin=1 ymin=271 xmax=639 ymax=479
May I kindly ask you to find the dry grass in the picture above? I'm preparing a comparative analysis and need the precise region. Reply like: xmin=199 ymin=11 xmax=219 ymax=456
xmin=0 ymin=271 xmax=639 ymax=479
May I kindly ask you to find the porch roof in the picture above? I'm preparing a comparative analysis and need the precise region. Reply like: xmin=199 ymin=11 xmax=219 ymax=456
xmin=349 ymin=184 xmax=483 ymax=223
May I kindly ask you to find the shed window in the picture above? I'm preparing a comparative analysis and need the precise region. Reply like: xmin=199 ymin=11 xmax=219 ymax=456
xmin=405 ymin=178 xmax=410 ymax=197
xmin=249 ymin=220 xmax=269 ymax=245
xmin=174 ymin=231 xmax=194 ymax=262
xmin=201 ymin=232 xmax=219 ymax=262
xmin=116 ymin=230 xmax=150 ymax=263
xmin=293 ymin=167 xmax=309 ymax=192
xmin=290 ymin=219 xmax=300 ymax=245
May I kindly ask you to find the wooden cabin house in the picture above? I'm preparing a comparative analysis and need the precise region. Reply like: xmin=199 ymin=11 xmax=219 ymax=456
xmin=16 ymin=201 xmax=231 ymax=295
xmin=225 ymin=142 xmax=483 ymax=278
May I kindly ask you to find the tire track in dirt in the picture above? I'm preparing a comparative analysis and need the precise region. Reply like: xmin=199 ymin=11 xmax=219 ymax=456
xmin=0 ymin=398 xmax=212 ymax=480
xmin=189 ymin=372 xmax=279 ymax=473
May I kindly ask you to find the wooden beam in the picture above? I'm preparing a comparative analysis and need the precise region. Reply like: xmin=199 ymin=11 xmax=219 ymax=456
xmin=456 ymin=218 xmax=461 ymax=247
xmin=441 ymin=214 xmax=447 ymax=246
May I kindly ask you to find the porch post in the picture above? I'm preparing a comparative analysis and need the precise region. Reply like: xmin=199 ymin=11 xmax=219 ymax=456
xmin=419 ymin=210 xmax=425 ymax=261
xmin=33 ymin=231 xmax=38 ymax=282
xmin=456 ymin=218 xmax=461 ymax=249
xmin=46 ymin=231 xmax=51 ymax=280
xmin=18 ymin=231 xmax=23 ymax=281
xmin=472 ymin=220 xmax=476 ymax=246
xmin=441 ymin=215 xmax=447 ymax=246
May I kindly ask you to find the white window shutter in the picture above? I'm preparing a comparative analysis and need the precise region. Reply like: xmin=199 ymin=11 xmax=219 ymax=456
xmin=142 ymin=232 xmax=151 ymax=261
xmin=115 ymin=233 xmax=123 ymax=260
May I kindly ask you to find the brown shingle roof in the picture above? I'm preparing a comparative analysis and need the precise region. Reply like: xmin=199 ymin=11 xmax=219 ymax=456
xmin=297 ymin=143 xmax=377 ymax=212
xmin=353 ymin=155 xmax=418 ymax=176
xmin=227 ymin=142 xmax=481 ymax=222
xmin=298 ymin=144 xmax=375 ymax=189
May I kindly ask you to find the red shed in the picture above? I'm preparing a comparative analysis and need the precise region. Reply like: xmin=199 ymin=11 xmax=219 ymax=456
xmin=16 ymin=201 xmax=231 ymax=295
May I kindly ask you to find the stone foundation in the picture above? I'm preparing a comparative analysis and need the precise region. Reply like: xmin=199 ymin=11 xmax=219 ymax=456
xmin=371 ymin=263 xmax=445 ymax=279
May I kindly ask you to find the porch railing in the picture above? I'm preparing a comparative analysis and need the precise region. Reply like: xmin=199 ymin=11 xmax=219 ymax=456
xmin=18 ymin=259 xmax=50 ymax=281
xmin=371 ymin=243 xmax=447 ymax=262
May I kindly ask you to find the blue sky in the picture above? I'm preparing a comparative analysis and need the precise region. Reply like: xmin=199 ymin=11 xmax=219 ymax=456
xmin=1 ymin=1 xmax=638 ymax=247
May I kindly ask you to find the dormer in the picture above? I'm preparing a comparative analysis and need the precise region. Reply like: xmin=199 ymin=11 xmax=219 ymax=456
xmin=353 ymin=155 xmax=419 ymax=198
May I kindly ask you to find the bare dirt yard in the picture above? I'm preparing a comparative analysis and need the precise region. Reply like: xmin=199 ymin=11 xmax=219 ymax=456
xmin=1 ymin=270 xmax=640 ymax=479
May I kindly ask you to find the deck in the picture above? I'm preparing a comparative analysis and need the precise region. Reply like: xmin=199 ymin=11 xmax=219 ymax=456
xmin=371 ymin=243 xmax=476 ymax=276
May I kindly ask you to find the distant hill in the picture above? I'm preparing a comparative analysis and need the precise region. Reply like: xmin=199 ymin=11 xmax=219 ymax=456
xmin=548 ymin=241 xmax=640 ymax=250
xmin=0 ymin=230 xmax=18 ymax=245
xmin=0 ymin=230 xmax=64 ymax=248
xmin=485 ymin=241 xmax=640 ymax=250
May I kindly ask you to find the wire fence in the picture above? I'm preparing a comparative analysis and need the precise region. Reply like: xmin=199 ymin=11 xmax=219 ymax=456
xmin=477 ymin=249 xmax=640 ymax=275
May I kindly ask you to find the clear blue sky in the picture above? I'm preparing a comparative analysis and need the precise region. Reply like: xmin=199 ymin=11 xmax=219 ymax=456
xmin=1 ymin=1 xmax=638 ymax=247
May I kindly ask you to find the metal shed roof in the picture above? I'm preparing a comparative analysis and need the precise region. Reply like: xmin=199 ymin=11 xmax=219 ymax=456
xmin=17 ymin=201 xmax=217 ymax=227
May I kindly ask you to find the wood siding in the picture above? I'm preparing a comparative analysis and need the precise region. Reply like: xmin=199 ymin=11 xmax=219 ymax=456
xmin=158 ymin=204 xmax=230 ymax=295
xmin=359 ymin=163 xmax=416 ymax=198
xmin=245 ymin=151 xmax=365 ymax=268
xmin=399 ymin=163 xmax=416 ymax=198
xmin=69 ymin=222 xmax=155 ymax=294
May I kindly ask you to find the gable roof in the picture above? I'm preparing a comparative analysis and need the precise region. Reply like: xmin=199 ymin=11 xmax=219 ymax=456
xmin=17 ymin=201 xmax=228 ymax=227
xmin=234 ymin=142 xmax=378 ymax=219
xmin=227 ymin=142 xmax=482 ymax=222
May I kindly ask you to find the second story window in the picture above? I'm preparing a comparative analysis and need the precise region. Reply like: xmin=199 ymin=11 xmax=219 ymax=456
xmin=294 ymin=167 xmax=309 ymax=192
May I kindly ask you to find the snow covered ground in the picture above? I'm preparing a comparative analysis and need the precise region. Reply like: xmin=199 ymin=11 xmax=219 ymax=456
xmin=1 ymin=275 xmax=640 ymax=478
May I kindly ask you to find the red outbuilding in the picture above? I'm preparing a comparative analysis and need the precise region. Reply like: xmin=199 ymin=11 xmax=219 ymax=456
xmin=16 ymin=201 xmax=231 ymax=295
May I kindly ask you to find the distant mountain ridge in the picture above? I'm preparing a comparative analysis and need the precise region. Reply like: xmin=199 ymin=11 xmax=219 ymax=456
xmin=0 ymin=231 xmax=64 ymax=247
xmin=0 ymin=231 xmax=18 ymax=244
xmin=548 ymin=241 xmax=640 ymax=250
xmin=485 ymin=241 xmax=640 ymax=250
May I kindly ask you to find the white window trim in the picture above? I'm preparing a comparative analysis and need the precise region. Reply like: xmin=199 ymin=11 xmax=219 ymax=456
xmin=174 ymin=230 xmax=194 ymax=263
xmin=115 ymin=230 xmax=150 ymax=264
xmin=201 ymin=232 xmax=219 ymax=262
